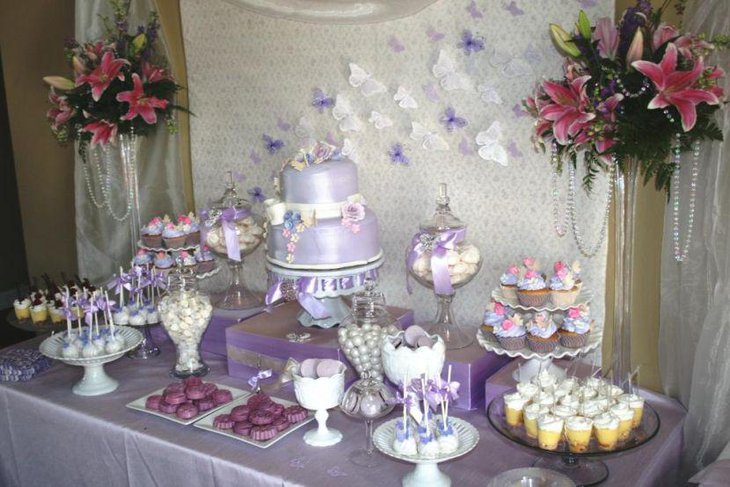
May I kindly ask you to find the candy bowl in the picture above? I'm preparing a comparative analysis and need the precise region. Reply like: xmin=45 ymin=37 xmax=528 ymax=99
xmin=381 ymin=327 xmax=446 ymax=387
xmin=292 ymin=359 xmax=346 ymax=447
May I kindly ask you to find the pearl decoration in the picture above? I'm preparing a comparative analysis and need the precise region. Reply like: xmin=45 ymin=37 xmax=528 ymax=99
xmin=672 ymin=135 xmax=700 ymax=262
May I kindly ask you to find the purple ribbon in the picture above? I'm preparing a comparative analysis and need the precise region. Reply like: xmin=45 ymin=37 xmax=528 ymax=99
xmin=200 ymin=207 xmax=252 ymax=261
xmin=265 ymin=276 xmax=331 ymax=319
xmin=248 ymin=369 xmax=272 ymax=390
xmin=406 ymin=228 xmax=466 ymax=296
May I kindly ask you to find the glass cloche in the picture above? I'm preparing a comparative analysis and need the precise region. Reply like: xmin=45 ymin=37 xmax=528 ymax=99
xmin=405 ymin=183 xmax=482 ymax=349
xmin=203 ymin=172 xmax=265 ymax=310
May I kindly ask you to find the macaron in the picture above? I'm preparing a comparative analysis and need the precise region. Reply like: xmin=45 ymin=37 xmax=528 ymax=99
xmin=315 ymin=359 xmax=343 ymax=378
xmin=212 ymin=389 xmax=233 ymax=405
xmin=299 ymin=358 xmax=320 ymax=378
xmin=196 ymin=398 xmax=216 ymax=412
xmin=233 ymin=421 xmax=253 ymax=436
xmin=185 ymin=385 xmax=206 ymax=400
xmin=175 ymin=403 xmax=199 ymax=420
xmin=158 ymin=400 xmax=178 ymax=414
xmin=145 ymin=394 xmax=163 ymax=410
xmin=404 ymin=325 xmax=428 ymax=347
xmin=213 ymin=414 xmax=235 ymax=430
xmin=164 ymin=391 xmax=187 ymax=405
xmin=229 ymin=405 xmax=250 ymax=422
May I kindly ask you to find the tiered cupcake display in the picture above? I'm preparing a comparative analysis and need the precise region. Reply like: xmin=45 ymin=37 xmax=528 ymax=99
xmin=477 ymin=258 xmax=600 ymax=381
xmin=405 ymin=183 xmax=482 ymax=350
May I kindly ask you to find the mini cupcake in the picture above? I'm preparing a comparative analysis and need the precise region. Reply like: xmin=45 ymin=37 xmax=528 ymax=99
xmin=179 ymin=212 xmax=201 ymax=246
xmin=154 ymin=251 xmax=175 ymax=271
xmin=499 ymin=264 xmax=520 ymax=301
xmin=526 ymin=311 xmax=559 ymax=353
xmin=559 ymin=305 xmax=591 ymax=348
xmin=30 ymin=298 xmax=48 ymax=324
xmin=482 ymin=300 xmax=510 ymax=341
xmin=162 ymin=222 xmax=187 ymax=249
xmin=141 ymin=217 xmax=164 ymax=247
xmin=195 ymin=246 xmax=216 ymax=273
xmin=549 ymin=261 xmax=579 ymax=307
xmin=133 ymin=249 xmax=153 ymax=268
xmin=494 ymin=314 xmax=527 ymax=351
xmin=13 ymin=297 xmax=31 ymax=320
xmin=516 ymin=258 xmax=548 ymax=307
xmin=176 ymin=250 xmax=198 ymax=270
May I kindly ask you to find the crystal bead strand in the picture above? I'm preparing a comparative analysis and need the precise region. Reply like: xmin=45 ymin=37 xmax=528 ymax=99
xmin=551 ymin=142 xmax=568 ymax=237
xmin=568 ymin=157 xmax=615 ymax=257
xmin=615 ymin=78 xmax=649 ymax=99
xmin=99 ymin=139 xmax=132 ymax=222
xmin=672 ymin=135 xmax=700 ymax=262
xmin=81 ymin=143 xmax=106 ymax=209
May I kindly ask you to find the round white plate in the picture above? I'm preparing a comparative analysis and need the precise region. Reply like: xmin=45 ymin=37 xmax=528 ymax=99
xmin=476 ymin=327 xmax=602 ymax=361
xmin=487 ymin=467 xmax=575 ymax=487
xmin=491 ymin=287 xmax=593 ymax=312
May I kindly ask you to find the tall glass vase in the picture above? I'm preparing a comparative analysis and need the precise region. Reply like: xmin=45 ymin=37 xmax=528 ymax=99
xmin=119 ymin=133 xmax=142 ymax=259
xmin=611 ymin=161 xmax=638 ymax=386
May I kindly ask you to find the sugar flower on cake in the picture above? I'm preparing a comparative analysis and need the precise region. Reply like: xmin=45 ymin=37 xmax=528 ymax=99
xmin=500 ymin=264 xmax=520 ymax=286
xmin=528 ymin=311 xmax=558 ymax=338
xmin=484 ymin=300 xmax=511 ymax=326
xmin=522 ymin=256 xmax=540 ymax=271
xmin=549 ymin=261 xmax=576 ymax=290
xmin=563 ymin=305 xmax=591 ymax=334
xmin=341 ymin=201 xmax=365 ymax=234
xmin=283 ymin=211 xmax=302 ymax=231
xmin=518 ymin=269 xmax=547 ymax=291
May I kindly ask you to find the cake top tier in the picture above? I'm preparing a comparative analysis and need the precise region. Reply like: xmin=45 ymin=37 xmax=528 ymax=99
xmin=278 ymin=141 xmax=359 ymax=205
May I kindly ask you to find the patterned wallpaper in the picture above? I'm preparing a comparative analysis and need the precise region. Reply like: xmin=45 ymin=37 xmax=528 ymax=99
xmin=181 ymin=0 xmax=613 ymax=332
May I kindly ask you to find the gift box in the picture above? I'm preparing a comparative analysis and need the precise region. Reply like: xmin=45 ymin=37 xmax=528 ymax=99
xmin=226 ymin=301 xmax=414 ymax=381
xmin=445 ymin=341 xmax=511 ymax=411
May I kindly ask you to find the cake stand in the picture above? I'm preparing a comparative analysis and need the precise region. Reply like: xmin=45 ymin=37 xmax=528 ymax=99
xmin=478 ymin=287 xmax=599 ymax=381
xmin=373 ymin=417 xmax=480 ymax=487
xmin=486 ymin=396 xmax=660 ymax=486
xmin=39 ymin=326 xmax=143 ymax=396
xmin=265 ymin=257 xmax=383 ymax=328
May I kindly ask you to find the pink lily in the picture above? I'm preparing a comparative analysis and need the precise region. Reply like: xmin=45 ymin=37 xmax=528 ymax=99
xmin=116 ymin=73 xmax=169 ymax=125
xmin=81 ymin=120 xmax=118 ymax=146
xmin=674 ymin=34 xmax=714 ymax=60
xmin=539 ymin=75 xmax=596 ymax=144
xmin=76 ymin=51 xmax=128 ymax=102
xmin=46 ymin=89 xmax=75 ymax=128
xmin=142 ymin=62 xmax=167 ymax=83
xmin=593 ymin=17 xmax=618 ymax=59
xmin=633 ymin=43 xmax=720 ymax=131
xmin=652 ymin=23 xmax=679 ymax=50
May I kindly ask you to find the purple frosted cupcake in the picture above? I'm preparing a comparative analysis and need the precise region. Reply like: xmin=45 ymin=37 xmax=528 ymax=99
xmin=494 ymin=315 xmax=527 ymax=351
xmin=549 ymin=261 xmax=579 ymax=307
xmin=482 ymin=300 xmax=512 ymax=342
xmin=162 ymin=223 xmax=186 ymax=249
xmin=559 ymin=305 xmax=591 ymax=348
xmin=499 ymin=264 xmax=520 ymax=301
xmin=526 ymin=311 xmax=559 ymax=353
xmin=517 ymin=269 xmax=549 ymax=308
xmin=195 ymin=245 xmax=216 ymax=273
xmin=141 ymin=217 xmax=164 ymax=247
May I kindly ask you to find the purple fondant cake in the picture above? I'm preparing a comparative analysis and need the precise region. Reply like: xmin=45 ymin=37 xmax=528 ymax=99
xmin=264 ymin=142 xmax=382 ymax=269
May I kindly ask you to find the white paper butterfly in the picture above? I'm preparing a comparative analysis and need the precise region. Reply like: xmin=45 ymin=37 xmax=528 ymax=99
xmin=348 ymin=63 xmax=387 ymax=97
xmin=294 ymin=115 xmax=316 ymax=140
xmin=410 ymin=122 xmax=449 ymax=152
xmin=368 ymin=111 xmax=393 ymax=130
xmin=341 ymin=138 xmax=361 ymax=164
xmin=476 ymin=121 xmax=508 ymax=166
xmin=432 ymin=50 xmax=472 ymax=91
xmin=332 ymin=95 xmax=362 ymax=133
xmin=477 ymin=82 xmax=503 ymax=105
xmin=488 ymin=47 xmax=532 ymax=79
xmin=393 ymin=86 xmax=419 ymax=109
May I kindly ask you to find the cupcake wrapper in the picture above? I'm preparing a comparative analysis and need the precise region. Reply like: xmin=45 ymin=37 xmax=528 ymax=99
xmin=559 ymin=332 xmax=588 ymax=349
xmin=186 ymin=232 xmax=201 ymax=246
xmin=163 ymin=236 xmax=187 ymax=249
xmin=142 ymin=235 xmax=163 ymax=248
xmin=550 ymin=288 xmax=579 ymax=307
xmin=516 ymin=291 xmax=549 ymax=308
xmin=527 ymin=335 xmax=558 ymax=353
xmin=498 ymin=335 xmax=527 ymax=351
xmin=500 ymin=285 xmax=518 ymax=302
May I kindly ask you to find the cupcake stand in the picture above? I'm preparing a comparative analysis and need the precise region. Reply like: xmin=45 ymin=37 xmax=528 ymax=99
xmin=136 ymin=241 xmax=220 ymax=280
xmin=373 ymin=417 xmax=480 ymax=487
xmin=486 ymin=395 xmax=660 ymax=486
xmin=265 ymin=257 xmax=384 ymax=328
xmin=476 ymin=287 xmax=600 ymax=382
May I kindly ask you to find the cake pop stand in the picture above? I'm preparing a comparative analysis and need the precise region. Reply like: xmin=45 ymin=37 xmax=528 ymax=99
xmin=373 ymin=417 xmax=480 ymax=487
xmin=39 ymin=326 xmax=143 ymax=396
xmin=486 ymin=396 xmax=660 ymax=486
xmin=265 ymin=257 xmax=384 ymax=328
xmin=126 ymin=321 xmax=161 ymax=359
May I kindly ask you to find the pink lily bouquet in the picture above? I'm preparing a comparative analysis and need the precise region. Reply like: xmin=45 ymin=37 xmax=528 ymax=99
xmin=43 ymin=0 xmax=185 ymax=148
xmin=525 ymin=0 xmax=725 ymax=192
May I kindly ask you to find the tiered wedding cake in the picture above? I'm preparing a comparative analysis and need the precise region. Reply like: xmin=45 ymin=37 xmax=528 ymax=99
xmin=264 ymin=141 xmax=382 ymax=269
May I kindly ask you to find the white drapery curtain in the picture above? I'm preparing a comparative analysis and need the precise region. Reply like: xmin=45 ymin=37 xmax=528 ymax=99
xmin=74 ymin=0 xmax=185 ymax=282
xmin=659 ymin=0 xmax=730 ymax=474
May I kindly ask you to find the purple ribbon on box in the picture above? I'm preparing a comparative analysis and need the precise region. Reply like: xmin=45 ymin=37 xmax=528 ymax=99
xmin=406 ymin=227 xmax=466 ymax=296
xmin=248 ymin=369 xmax=272 ymax=390
xmin=200 ymin=207 xmax=252 ymax=261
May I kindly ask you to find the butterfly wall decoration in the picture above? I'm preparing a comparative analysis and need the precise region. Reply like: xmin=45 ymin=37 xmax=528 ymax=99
xmin=348 ymin=63 xmax=387 ymax=97
xmin=476 ymin=121 xmax=508 ymax=166
xmin=432 ymin=50 xmax=472 ymax=91
xmin=410 ymin=121 xmax=449 ymax=152
xmin=394 ymin=86 xmax=419 ymax=109
xmin=332 ymin=94 xmax=362 ymax=132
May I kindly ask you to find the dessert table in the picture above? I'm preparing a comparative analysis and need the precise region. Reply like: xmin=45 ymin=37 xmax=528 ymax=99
xmin=0 ymin=337 xmax=685 ymax=487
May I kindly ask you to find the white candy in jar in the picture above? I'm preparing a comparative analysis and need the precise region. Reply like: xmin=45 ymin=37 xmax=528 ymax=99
xmin=158 ymin=292 xmax=212 ymax=373
xmin=410 ymin=243 xmax=481 ymax=286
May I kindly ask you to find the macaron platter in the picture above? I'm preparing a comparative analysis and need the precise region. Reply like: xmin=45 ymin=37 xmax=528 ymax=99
xmin=126 ymin=378 xmax=248 ymax=425
xmin=193 ymin=393 xmax=314 ymax=449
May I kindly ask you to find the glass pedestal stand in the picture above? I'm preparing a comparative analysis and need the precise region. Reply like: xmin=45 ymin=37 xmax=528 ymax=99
xmin=215 ymin=258 xmax=262 ymax=310
xmin=126 ymin=322 xmax=161 ymax=359
xmin=428 ymin=293 xmax=473 ymax=350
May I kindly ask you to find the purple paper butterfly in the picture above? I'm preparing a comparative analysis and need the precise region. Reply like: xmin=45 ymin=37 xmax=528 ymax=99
xmin=247 ymin=186 xmax=265 ymax=203
xmin=262 ymin=134 xmax=284 ymax=154
xmin=512 ymin=103 xmax=528 ymax=118
xmin=388 ymin=143 xmax=410 ymax=165
xmin=508 ymin=141 xmax=524 ymax=158
xmin=232 ymin=171 xmax=247 ymax=182
xmin=459 ymin=136 xmax=475 ymax=156
xmin=422 ymin=83 xmax=441 ymax=103
xmin=426 ymin=26 xmax=445 ymax=42
xmin=440 ymin=106 xmax=468 ymax=132
xmin=457 ymin=30 xmax=485 ymax=55
xmin=467 ymin=0 xmax=484 ymax=19
xmin=388 ymin=36 xmax=405 ymax=53
xmin=249 ymin=149 xmax=262 ymax=165
xmin=311 ymin=88 xmax=334 ymax=113
xmin=276 ymin=117 xmax=291 ymax=132
xmin=504 ymin=1 xmax=524 ymax=16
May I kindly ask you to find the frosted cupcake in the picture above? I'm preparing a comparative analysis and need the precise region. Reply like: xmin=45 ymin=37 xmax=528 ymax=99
xmin=593 ymin=412 xmax=620 ymax=450
xmin=154 ymin=252 xmax=175 ymax=271
xmin=549 ymin=261 xmax=579 ymax=307
xmin=537 ymin=414 xmax=564 ymax=451
xmin=195 ymin=246 xmax=216 ymax=273
xmin=565 ymin=416 xmax=593 ymax=453
xmin=13 ymin=298 xmax=31 ymax=320
xmin=494 ymin=315 xmax=527 ymax=351
xmin=499 ymin=264 xmax=520 ymax=301
xmin=482 ymin=300 xmax=510 ymax=341
xmin=176 ymin=250 xmax=198 ymax=270
xmin=162 ymin=223 xmax=187 ymax=249
xmin=133 ymin=249 xmax=153 ymax=267
xmin=141 ymin=217 xmax=164 ymax=247
xmin=178 ymin=213 xmax=201 ymax=246
xmin=516 ymin=268 xmax=549 ymax=307
xmin=526 ymin=311 xmax=559 ymax=353
xmin=559 ymin=305 xmax=591 ymax=348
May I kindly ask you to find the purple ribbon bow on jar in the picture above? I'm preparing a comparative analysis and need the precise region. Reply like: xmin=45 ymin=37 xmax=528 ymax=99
xmin=200 ymin=207 xmax=252 ymax=261
xmin=265 ymin=276 xmax=331 ymax=319
xmin=406 ymin=227 xmax=466 ymax=296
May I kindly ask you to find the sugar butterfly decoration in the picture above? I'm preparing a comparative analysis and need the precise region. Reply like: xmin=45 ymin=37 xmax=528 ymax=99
xmin=388 ymin=143 xmax=410 ymax=165
xmin=394 ymin=86 xmax=419 ymax=109
xmin=475 ymin=121 xmax=508 ymax=166
xmin=368 ymin=111 xmax=393 ymax=130
xmin=432 ymin=50 xmax=472 ymax=91
xmin=422 ymin=83 xmax=441 ymax=103
xmin=332 ymin=95 xmax=362 ymax=132
xmin=426 ymin=26 xmax=445 ymax=42
xmin=294 ymin=116 xmax=316 ymax=141
xmin=504 ymin=1 xmax=524 ymax=16
xmin=410 ymin=122 xmax=449 ymax=152
xmin=348 ymin=63 xmax=387 ymax=97
xmin=249 ymin=149 xmax=262 ymax=165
